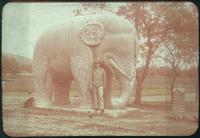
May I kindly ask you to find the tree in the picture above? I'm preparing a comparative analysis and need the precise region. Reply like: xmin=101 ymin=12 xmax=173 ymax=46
xmin=153 ymin=3 xmax=198 ymax=103
xmin=73 ymin=3 xmax=112 ymax=16
xmin=117 ymin=2 xmax=175 ymax=104
xmin=155 ymin=36 xmax=197 ymax=103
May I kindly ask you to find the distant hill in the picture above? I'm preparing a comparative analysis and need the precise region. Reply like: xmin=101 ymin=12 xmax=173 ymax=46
xmin=2 ymin=53 xmax=32 ymax=75
xmin=2 ymin=53 xmax=32 ymax=65
xmin=2 ymin=53 xmax=197 ymax=77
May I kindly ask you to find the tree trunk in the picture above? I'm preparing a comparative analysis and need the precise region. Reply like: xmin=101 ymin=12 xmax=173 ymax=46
xmin=170 ymin=70 xmax=177 ymax=103
xmin=134 ymin=77 xmax=143 ymax=104
xmin=134 ymin=46 xmax=152 ymax=105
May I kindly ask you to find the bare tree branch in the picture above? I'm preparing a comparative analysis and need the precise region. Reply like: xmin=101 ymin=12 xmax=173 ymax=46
xmin=156 ymin=54 xmax=174 ymax=65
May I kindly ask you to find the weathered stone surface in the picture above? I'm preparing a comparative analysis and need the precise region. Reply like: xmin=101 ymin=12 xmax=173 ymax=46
xmin=79 ymin=21 xmax=105 ymax=46
xmin=32 ymin=13 xmax=138 ymax=109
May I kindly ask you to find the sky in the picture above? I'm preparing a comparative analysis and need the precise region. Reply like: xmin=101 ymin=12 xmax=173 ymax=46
xmin=2 ymin=2 xmax=122 ymax=59
xmin=2 ymin=3 xmax=80 ymax=59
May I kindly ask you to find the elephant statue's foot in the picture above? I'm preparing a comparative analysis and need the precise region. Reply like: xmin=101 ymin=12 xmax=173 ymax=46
xmin=35 ymin=100 xmax=53 ymax=108
xmin=79 ymin=104 xmax=93 ymax=109
xmin=53 ymin=94 xmax=70 ymax=106
xmin=79 ymin=97 xmax=93 ymax=109
xmin=53 ymin=81 xmax=71 ymax=106
xmin=111 ymin=98 xmax=126 ymax=109
xmin=104 ymin=99 xmax=112 ymax=109
xmin=79 ymin=101 xmax=93 ymax=109
xmin=53 ymin=100 xmax=70 ymax=106
xmin=105 ymin=103 xmax=112 ymax=109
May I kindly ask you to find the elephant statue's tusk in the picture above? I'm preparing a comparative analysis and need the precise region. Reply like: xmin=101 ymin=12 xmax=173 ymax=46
xmin=107 ymin=58 xmax=131 ymax=81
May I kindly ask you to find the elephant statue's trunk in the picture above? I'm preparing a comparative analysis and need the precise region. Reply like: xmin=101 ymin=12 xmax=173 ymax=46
xmin=111 ymin=75 xmax=134 ymax=109
xmin=105 ymin=54 xmax=135 ymax=109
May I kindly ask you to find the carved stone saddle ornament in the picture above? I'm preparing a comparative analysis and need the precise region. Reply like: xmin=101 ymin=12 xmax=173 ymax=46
xmin=79 ymin=21 xmax=105 ymax=46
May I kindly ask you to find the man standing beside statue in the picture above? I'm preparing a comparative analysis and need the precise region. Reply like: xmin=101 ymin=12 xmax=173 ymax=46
xmin=90 ymin=58 xmax=106 ymax=115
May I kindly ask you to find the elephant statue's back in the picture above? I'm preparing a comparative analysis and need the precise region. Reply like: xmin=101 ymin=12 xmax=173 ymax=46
xmin=70 ymin=13 xmax=136 ymax=35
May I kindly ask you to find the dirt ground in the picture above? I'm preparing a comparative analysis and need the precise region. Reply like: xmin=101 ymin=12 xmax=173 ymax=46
xmin=3 ymin=91 xmax=198 ymax=136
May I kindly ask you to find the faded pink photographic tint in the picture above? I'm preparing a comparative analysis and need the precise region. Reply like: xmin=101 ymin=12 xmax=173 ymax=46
xmin=2 ymin=2 xmax=199 ymax=136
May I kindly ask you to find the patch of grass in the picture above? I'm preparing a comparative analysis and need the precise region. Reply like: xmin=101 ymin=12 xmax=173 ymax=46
xmin=3 ymin=75 xmax=197 ymax=98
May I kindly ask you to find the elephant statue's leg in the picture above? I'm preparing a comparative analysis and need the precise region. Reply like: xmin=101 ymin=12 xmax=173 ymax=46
xmin=71 ymin=68 xmax=92 ymax=108
xmin=34 ymin=71 xmax=53 ymax=107
xmin=33 ymin=52 xmax=54 ymax=107
xmin=104 ymin=69 xmax=113 ymax=109
xmin=53 ymin=81 xmax=72 ymax=105
xmin=70 ymin=46 xmax=93 ymax=109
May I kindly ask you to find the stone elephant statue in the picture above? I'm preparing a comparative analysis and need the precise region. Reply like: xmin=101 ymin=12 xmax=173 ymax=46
xmin=32 ymin=13 xmax=138 ymax=109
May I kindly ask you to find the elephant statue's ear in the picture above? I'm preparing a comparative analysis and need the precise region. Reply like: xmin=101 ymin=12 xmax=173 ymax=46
xmin=79 ymin=21 xmax=105 ymax=47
